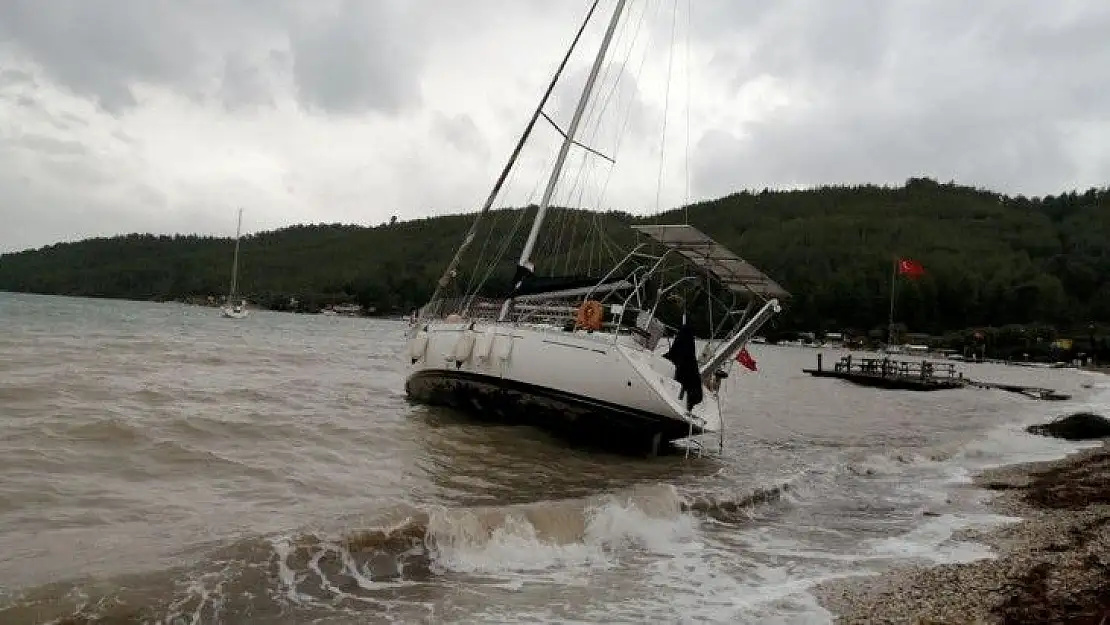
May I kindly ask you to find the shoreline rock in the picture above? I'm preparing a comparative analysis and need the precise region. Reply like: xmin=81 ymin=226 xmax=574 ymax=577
xmin=813 ymin=444 xmax=1110 ymax=624
xmin=1026 ymin=412 xmax=1110 ymax=441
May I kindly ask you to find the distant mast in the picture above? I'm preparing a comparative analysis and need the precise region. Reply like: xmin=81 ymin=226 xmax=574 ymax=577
xmin=887 ymin=256 xmax=896 ymax=347
xmin=228 ymin=207 xmax=243 ymax=304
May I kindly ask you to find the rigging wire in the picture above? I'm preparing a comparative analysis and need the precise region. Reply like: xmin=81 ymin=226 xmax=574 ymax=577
xmin=464 ymin=145 xmax=558 ymax=302
xmin=459 ymin=148 xmax=546 ymax=299
xmin=429 ymin=0 xmax=603 ymax=314
xmin=538 ymin=0 xmax=647 ymax=277
xmin=455 ymin=0 xmax=699 ymax=313
xmin=538 ymin=1 xmax=642 ymax=274
xmin=683 ymin=0 xmax=692 ymax=224
xmin=462 ymin=149 xmax=526 ymax=295
xmin=654 ymin=0 xmax=679 ymax=215
xmin=592 ymin=0 xmax=658 ymax=217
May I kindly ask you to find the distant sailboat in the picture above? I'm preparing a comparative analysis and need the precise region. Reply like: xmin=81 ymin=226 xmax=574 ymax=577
xmin=220 ymin=207 xmax=249 ymax=319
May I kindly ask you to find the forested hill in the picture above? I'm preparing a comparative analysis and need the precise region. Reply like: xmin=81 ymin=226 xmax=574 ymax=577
xmin=1 ymin=177 xmax=1108 ymax=336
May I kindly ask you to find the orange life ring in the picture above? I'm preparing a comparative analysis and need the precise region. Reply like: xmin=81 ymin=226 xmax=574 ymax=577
xmin=575 ymin=300 xmax=604 ymax=331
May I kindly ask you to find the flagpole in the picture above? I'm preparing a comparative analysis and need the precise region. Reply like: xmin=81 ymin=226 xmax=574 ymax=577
xmin=888 ymin=256 xmax=897 ymax=347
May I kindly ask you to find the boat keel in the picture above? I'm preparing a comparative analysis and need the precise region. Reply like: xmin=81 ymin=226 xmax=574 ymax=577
xmin=405 ymin=370 xmax=703 ymax=456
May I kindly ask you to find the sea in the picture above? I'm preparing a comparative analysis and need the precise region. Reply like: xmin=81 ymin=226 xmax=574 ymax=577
xmin=0 ymin=292 xmax=1106 ymax=624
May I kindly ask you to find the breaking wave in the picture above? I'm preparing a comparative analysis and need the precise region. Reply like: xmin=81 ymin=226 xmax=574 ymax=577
xmin=1 ymin=481 xmax=798 ymax=625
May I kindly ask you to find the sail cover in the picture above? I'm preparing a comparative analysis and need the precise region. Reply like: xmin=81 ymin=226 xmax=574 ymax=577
xmin=631 ymin=224 xmax=790 ymax=299
xmin=513 ymin=274 xmax=607 ymax=297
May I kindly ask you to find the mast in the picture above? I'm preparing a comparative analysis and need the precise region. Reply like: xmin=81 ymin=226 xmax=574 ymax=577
xmin=229 ymin=207 xmax=242 ymax=303
xmin=887 ymin=255 xmax=896 ymax=347
xmin=425 ymin=0 xmax=601 ymax=311
xmin=516 ymin=0 xmax=628 ymax=278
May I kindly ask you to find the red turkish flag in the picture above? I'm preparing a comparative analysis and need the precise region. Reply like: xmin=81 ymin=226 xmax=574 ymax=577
xmin=897 ymin=258 xmax=925 ymax=279
xmin=736 ymin=347 xmax=757 ymax=372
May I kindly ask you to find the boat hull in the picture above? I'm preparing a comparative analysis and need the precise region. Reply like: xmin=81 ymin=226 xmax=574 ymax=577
xmin=220 ymin=307 xmax=249 ymax=319
xmin=404 ymin=321 xmax=720 ymax=454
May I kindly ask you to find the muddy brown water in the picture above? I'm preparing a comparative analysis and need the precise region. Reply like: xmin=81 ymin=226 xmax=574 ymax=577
xmin=0 ymin=292 xmax=1104 ymax=624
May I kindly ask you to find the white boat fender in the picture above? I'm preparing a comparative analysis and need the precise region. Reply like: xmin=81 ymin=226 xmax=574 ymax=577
xmin=409 ymin=332 xmax=429 ymax=363
xmin=453 ymin=327 xmax=477 ymax=367
xmin=494 ymin=334 xmax=514 ymax=363
xmin=475 ymin=327 xmax=496 ymax=363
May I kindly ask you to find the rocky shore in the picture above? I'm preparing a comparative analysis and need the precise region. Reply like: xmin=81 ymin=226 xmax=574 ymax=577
xmin=815 ymin=438 xmax=1110 ymax=623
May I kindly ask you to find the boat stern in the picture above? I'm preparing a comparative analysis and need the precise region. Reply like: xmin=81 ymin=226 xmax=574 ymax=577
xmin=616 ymin=344 xmax=723 ymax=436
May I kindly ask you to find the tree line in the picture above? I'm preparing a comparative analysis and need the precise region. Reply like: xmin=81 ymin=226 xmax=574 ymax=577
xmin=1 ymin=178 xmax=1107 ymax=358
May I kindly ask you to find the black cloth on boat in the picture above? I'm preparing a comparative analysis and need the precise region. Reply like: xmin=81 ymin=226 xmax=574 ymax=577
xmin=663 ymin=320 xmax=703 ymax=411
xmin=509 ymin=267 xmax=629 ymax=298
xmin=509 ymin=263 xmax=537 ymax=294
xmin=513 ymin=274 xmax=601 ymax=297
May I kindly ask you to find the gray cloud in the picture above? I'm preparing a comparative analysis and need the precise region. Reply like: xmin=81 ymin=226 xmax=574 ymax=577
xmin=287 ymin=0 xmax=425 ymax=115
xmin=0 ymin=0 xmax=427 ymax=116
xmin=0 ymin=69 xmax=35 ymax=89
xmin=431 ymin=113 xmax=489 ymax=159
xmin=0 ymin=155 xmax=151 ymax=253
xmin=14 ymin=134 xmax=87 ymax=157
xmin=691 ymin=0 xmax=1110 ymax=198
xmin=219 ymin=51 xmax=281 ymax=111
xmin=0 ymin=0 xmax=205 ymax=113
xmin=549 ymin=61 xmax=656 ymax=160
xmin=1 ymin=0 xmax=1109 ymax=254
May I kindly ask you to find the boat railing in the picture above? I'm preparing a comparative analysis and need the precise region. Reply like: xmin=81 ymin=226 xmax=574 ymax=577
xmin=417 ymin=249 xmax=754 ymax=344
xmin=421 ymin=295 xmax=592 ymax=326
xmin=420 ymin=293 xmax=654 ymax=337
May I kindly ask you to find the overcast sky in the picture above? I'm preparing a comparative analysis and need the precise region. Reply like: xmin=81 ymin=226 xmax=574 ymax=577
xmin=1 ymin=0 xmax=1107 ymax=253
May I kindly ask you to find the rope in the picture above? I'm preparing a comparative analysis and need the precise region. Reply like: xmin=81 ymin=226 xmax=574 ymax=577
xmin=685 ymin=417 xmax=694 ymax=459
xmin=717 ymin=376 xmax=727 ymax=455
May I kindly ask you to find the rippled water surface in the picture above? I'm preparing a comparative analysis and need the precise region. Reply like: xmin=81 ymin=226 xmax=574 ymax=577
xmin=0 ymin=293 xmax=1106 ymax=624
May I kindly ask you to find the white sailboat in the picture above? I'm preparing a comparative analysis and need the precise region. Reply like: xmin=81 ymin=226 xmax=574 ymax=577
xmin=404 ymin=0 xmax=788 ymax=455
xmin=220 ymin=207 xmax=249 ymax=320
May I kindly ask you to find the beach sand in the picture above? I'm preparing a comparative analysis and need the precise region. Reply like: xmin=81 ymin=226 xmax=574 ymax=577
xmin=814 ymin=443 xmax=1110 ymax=624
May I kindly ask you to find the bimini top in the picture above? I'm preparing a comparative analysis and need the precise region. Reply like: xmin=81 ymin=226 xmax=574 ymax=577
xmin=631 ymin=224 xmax=791 ymax=299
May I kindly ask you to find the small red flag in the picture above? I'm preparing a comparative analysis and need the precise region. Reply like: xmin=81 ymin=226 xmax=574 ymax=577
xmin=736 ymin=347 xmax=757 ymax=372
xmin=897 ymin=258 xmax=925 ymax=279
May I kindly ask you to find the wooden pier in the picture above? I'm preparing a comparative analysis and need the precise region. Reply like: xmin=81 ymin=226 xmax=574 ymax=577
xmin=802 ymin=353 xmax=1072 ymax=400
xmin=965 ymin=380 xmax=1071 ymax=401
xmin=803 ymin=354 xmax=966 ymax=391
